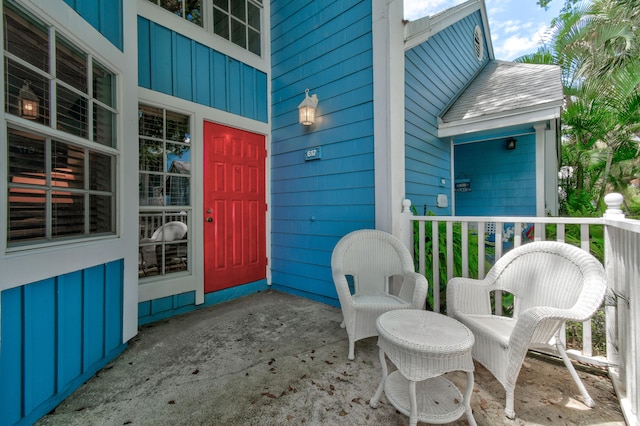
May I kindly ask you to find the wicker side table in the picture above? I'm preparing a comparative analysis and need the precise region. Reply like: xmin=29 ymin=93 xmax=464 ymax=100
xmin=369 ymin=310 xmax=476 ymax=426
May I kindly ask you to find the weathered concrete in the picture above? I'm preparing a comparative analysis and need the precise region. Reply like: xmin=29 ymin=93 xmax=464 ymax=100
xmin=36 ymin=290 xmax=626 ymax=425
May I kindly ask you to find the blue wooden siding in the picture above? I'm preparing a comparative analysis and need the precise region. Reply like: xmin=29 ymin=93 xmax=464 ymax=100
xmin=404 ymin=11 xmax=489 ymax=215
xmin=137 ymin=17 xmax=268 ymax=123
xmin=0 ymin=260 xmax=125 ymax=426
xmin=63 ymin=0 xmax=123 ymax=50
xmin=269 ymin=0 xmax=374 ymax=305
xmin=455 ymin=134 xmax=536 ymax=216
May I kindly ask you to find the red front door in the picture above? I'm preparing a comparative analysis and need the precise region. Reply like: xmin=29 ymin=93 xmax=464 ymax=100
xmin=203 ymin=122 xmax=266 ymax=293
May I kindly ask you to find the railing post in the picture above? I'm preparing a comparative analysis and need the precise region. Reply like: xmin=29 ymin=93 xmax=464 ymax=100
xmin=604 ymin=192 xmax=625 ymax=219
xmin=400 ymin=199 xmax=413 ymax=255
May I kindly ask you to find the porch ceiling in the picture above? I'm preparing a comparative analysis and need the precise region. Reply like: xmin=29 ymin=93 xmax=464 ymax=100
xmin=438 ymin=60 xmax=563 ymax=137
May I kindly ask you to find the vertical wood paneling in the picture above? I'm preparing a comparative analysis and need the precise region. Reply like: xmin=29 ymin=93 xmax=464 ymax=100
xmin=64 ymin=0 xmax=123 ymax=50
xmin=57 ymin=271 xmax=83 ymax=388
xmin=137 ymin=16 xmax=151 ymax=89
xmin=150 ymin=23 xmax=173 ymax=95
xmin=104 ymin=260 xmax=124 ymax=354
xmin=270 ymin=0 xmax=374 ymax=303
xmin=0 ymin=260 xmax=125 ymax=425
xmin=175 ymin=34 xmax=193 ymax=100
xmin=83 ymin=265 xmax=106 ymax=369
xmin=0 ymin=286 xmax=23 ymax=424
xmin=137 ymin=17 xmax=267 ymax=122
xmin=228 ymin=58 xmax=242 ymax=115
xmin=23 ymin=279 xmax=56 ymax=413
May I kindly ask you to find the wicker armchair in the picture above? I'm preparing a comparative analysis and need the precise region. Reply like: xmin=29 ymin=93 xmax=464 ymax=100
xmin=447 ymin=241 xmax=607 ymax=419
xmin=331 ymin=229 xmax=428 ymax=360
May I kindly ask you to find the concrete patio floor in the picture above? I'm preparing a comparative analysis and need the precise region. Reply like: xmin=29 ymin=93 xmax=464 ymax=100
xmin=36 ymin=290 xmax=626 ymax=426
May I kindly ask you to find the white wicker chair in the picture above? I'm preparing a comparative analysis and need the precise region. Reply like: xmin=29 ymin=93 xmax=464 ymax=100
xmin=331 ymin=229 xmax=428 ymax=360
xmin=447 ymin=241 xmax=607 ymax=419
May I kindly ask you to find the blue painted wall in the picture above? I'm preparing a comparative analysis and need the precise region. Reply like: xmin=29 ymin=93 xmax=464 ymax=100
xmin=63 ymin=0 xmax=123 ymax=50
xmin=404 ymin=11 xmax=489 ymax=215
xmin=454 ymin=134 xmax=537 ymax=216
xmin=270 ymin=0 xmax=374 ymax=305
xmin=0 ymin=260 xmax=125 ymax=426
xmin=137 ymin=17 xmax=268 ymax=123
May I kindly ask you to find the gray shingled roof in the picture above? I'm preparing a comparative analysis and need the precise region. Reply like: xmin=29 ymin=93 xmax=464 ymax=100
xmin=440 ymin=60 xmax=563 ymax=124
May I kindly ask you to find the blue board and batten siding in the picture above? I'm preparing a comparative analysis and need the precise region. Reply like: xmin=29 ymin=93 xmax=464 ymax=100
xmin=404 ymin=11 xmax=489 ymax=215
xmin=269 ymin=0 xmax=374 ymax=305
xmin=0 ymin=260 xmax=125 ymax=426
xmin=137 ymin=17 xmax=268 ymax=123
xmin=63 ymin=0 xmax=123 ymax=50
xmin=455 ymin=135 xmax=537 ymax=216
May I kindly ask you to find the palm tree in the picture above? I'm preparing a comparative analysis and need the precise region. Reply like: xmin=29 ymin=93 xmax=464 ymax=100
xmin=518 ymin=0 xmax=640 ymax=215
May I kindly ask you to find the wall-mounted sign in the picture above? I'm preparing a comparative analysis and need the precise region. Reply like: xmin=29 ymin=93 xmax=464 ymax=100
xmin=455 ymin=178 xmax=471 ymax=192
xmin=304 ymin=146 xmax=322 ymax=161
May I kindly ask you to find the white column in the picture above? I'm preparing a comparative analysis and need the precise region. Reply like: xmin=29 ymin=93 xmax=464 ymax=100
xmin=534 ymin=123 xmax=547 ymax=217
xmin=372 ymin=0 xmax=405 ymax=235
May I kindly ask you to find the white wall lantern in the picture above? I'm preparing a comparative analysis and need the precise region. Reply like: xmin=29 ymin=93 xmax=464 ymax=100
xmin=18 ymin=80 xmax=39 ymax=120
xmin=298 ymin=88 xmax=318 ymax=126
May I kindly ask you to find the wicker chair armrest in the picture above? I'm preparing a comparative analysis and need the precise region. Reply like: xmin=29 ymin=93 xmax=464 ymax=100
xmin=332 ymin=273 xmax=355 ymax=308
xmin=447 ymin=277 xmax=492 ymax=316
xmin=397 ymin=271 xmax=429 ymax=309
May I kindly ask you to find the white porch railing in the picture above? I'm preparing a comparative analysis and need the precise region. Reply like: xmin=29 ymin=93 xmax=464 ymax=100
xmin=401 ymin=193 xmax=640 ymax=425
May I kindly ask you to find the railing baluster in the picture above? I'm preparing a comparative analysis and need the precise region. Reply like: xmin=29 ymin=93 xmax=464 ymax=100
xmin=431 ymin=221 xmax=439 ymax=313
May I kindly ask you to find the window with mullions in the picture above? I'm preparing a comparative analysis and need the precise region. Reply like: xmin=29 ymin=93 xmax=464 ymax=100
xmin=138 ymin=105 xmax=191 ymax=278
xmin=3 ymin=1 xmax=117 ymax=247
xmin=146 ymin=0 xmax=262 ymax=56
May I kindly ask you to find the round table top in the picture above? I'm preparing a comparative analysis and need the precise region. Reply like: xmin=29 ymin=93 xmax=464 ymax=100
xmin=376 ymin=309 xmax=474 ymax=356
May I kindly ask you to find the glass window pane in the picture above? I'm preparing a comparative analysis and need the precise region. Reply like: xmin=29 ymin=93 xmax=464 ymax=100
xmin=90 ymin=194 xmax=113 ymax=233
xmin=161 ymin=0 xmax=183 ymax=16
xmin=230 ymin=0 xmax=245 ymax=21
xmin=52 ymin=192 xmax=85 ymax=238
xmin=8 ymin=188 xmax=47 ymax=243
xmin=94 ymin=104 xmax=116 ymax=147
xmin=139 ymin=173 xmax=165 ymax=206
xmin=167 ymin=176 xmax=190 ymax=206
xmin=165 ymin=110 xmax=190 ymax=142
xmin=56 ymin=34 xmax=87 ymax=93
xmin=8 ymin=129 xmax=46 ymax=180
xmin=5 ymin=59 xmax=50 ymax=125
xmin=139 ymin=105 xmax=164 ymax=138
xmin=185 ymin=0 xmax=203 ymax=26
xmin=248 ymin=3 xmax=260 ymax=30
xmin=4 ymin=4 xmax=49 ymax=73
xmin=93 ymin=60 xmax=115 ymax=107
xmin=214 ymin=9 xmax=230 ymax=39
xmin=166 ymin=143 xmax=191 ymax=173
xmin=213 ymin=0 xmax=228 ymax=11
xmin=57 ymin=84 xmax=88 ymax=138
xmin=140 ymin=139 xmax=164 ymax=172
xmin=248 ymin=28 xmax=260 ymax=56
xmin=52 ymin=140 xmax=85 ymax=189
xmin=231 ymin=18 xmax=246 ymax=48
xmin=90 ymin=151 xmax=113 ymax=192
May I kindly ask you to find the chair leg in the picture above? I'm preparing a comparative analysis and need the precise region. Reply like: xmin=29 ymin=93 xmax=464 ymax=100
xmin=348 ymin=338 xmax=355 ymax=360
xmin=556 ymin=341 xmax=595 ymax=407
xmin=504 ymin=388 xmax=516 ymax=419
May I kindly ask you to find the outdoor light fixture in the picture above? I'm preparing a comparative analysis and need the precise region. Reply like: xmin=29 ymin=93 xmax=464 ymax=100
xmin=298 ymin=88 xmax=318 ymax=126
xmin=18 ymin=80 xmax=39 ymax=120
xmin=506 ymin=137 xmax=516 ymax=150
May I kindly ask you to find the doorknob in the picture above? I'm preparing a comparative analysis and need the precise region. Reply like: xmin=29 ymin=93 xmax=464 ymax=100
xmin=206 ymin=217 xmax=213 ymax=222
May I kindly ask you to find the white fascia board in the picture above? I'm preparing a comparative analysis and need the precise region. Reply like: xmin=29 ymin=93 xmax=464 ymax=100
xmin=404 ymin=0 xmax=482 ymax=51
xmin=438 ymin=105 xmax=562 ymax=138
